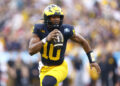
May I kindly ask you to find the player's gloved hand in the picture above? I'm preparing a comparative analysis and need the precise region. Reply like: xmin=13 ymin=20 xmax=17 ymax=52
xmin=90 ymin=62 xmax=101 ymax=74
xmin=46 ymin=29 xmax=60 ymax=42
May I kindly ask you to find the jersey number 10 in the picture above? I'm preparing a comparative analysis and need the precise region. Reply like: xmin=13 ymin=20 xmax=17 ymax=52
xmin=42 ymin=43 xmax=61 ymax=61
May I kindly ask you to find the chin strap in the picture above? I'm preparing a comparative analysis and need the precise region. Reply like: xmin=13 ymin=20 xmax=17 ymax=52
xmin=52 ymin=24 xmax=60 ymax=29
xmin=45 ymin=19 xmax=63 ymax=30
xmin=47 ymin=23 xmax=60 ymax=30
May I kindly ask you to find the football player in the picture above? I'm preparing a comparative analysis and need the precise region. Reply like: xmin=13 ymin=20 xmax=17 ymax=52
xmin=28 ymin=4 xmax=101 ymax=86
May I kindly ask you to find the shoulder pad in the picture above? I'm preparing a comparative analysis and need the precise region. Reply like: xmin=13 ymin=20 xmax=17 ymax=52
xmin=34 ymin=24 xmax=44 ymax=30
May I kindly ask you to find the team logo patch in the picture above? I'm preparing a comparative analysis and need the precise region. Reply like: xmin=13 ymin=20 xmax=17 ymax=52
xmin=64 ymin=28 xmax=70 ymax=33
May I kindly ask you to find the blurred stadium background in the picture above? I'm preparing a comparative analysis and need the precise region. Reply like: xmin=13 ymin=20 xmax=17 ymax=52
xmin=0 ymin=0 xmax=120 ymax=86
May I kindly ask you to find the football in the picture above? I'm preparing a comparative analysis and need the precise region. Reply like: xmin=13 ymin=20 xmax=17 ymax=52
xmin=53 ymin=31 xmax=64 ymax=49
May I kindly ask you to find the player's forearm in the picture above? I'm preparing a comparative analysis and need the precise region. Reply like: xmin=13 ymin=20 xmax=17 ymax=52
xmin=71 ymin=34 xmax=92 ymax=53
xmin=80 ymin=39 xmax=92 ymax=53
xmin=29 ymin=41 xmax=43 ymax=55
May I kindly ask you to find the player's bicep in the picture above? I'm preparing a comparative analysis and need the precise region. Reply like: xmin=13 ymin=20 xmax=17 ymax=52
xmin=70 ymin=33 xmax=86 ymax=44
xmin=29 ymin=34 xmax=41 ymax=46
xmin=71 ymin=32 xmax=92 ymax=53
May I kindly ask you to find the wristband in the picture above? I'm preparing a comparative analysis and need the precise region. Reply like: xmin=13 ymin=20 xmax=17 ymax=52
xmin=87 ymin=51 xmax=96 ymax=63
xmin=41 ymin=38 xmax=47 ymax=44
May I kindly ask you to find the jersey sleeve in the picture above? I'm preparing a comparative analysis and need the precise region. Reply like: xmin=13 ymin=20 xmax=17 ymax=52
xmin=32 ymin=24 xmax=42 ymax=39
xmin=67 ymin=25 xmax=75 ymax=39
